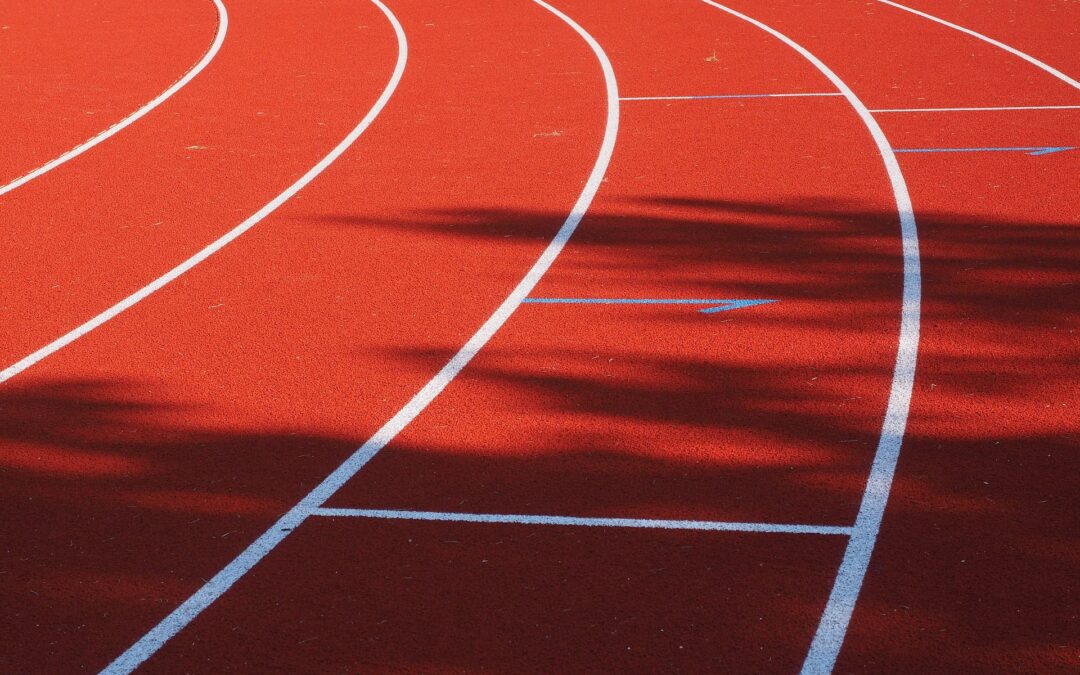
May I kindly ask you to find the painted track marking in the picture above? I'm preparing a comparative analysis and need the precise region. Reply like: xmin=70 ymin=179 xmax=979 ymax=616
xmin=894 ymin=146 xmax=1075 ymax=156
xmin=522 ymin=297 xmax=777 ymax=313
xmin=313 ymin=508 xmax=854 ymax=535
xmin=696 ymin=1 xmax=922 ymax=673
xmin=100 ymin=0 xmax=617 ymax=670
xmin=0 ymin=0 xmax=229 ymax=198
xmin=876 ymin=0 xmax=1080 ymax=91
xmin=871 ymin=104 xmax=1080 ymax=113
xmin=621 ymin=92 xmax=840 ymax=101
xmin=0 ymin=0 xmax=406 ymax=388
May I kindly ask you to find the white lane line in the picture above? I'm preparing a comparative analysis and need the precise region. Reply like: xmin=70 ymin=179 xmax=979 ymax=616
xmin=100 ymin=0 xmax=617 ymax=671
xmin=0 ymin=1 xmax=403 ymax=388
xmin=697 ymin=2 xmax=921 ymax=673
xmin=871 ymin=104 xmax=1080 ymax=113
xmin=0 ymin=0 xmax=229 ymax=198
xmin=621 ymin=92 xmax=840 ymax=101
xmin=313 ymin=508 xmax=855 ymax=535
xmin=876 ymin=0 xmax=1080 ymax=91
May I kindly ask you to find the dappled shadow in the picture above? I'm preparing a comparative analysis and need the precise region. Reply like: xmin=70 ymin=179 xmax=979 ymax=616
xmin=316 ymin=193 xmax=1079 ymax=333
xmin=0 ymin=377 xmax=365 ymax=671
xmin=312 ymin=193 xmax=1079 ymax=672
xmin=0 ymin=193 xmax=1076 ymax=671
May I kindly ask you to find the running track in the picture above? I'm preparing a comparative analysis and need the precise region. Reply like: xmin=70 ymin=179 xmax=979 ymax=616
xmin=1 ymin=1 xmax=1077 ymax=672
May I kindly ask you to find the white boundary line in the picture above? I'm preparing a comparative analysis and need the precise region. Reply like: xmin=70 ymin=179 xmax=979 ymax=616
xmin=313 ymin=508 xmax=854 ymax=535
xmin=100 ymin=0 xmax=618 ymax=671
xmin=876 ymin=0 xmax=1080 ymax=91
xmin=697 ymin=2 xmax=921 ymax=673
xmin=871 ymin=104 xmax=1080 ymax=113
xmin=620 ymin=92 xmax=840 ymax=101
xmin=0 ymin=1 xmax=405 ymax=387
xmin=0 ymin=0 xmax=229 ymax=198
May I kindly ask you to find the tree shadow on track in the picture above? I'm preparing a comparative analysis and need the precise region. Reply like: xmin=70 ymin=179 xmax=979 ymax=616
xmin=0 ymin=376 xmax=851 ymax=673
xmin=314 ymin=194 xmax=1079 ymax=672
xmin=0 ymin=377 xmax=363 ymax=671
xmin=0 ymin=194 xmax=1076 ymax=672
xmin=317 ymin=193 xmax=1079 ymax=330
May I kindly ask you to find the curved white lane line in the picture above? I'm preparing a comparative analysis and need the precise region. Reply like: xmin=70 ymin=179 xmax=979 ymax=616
xmin=0 ymin=1 xmax=406 ymax=388
xmin=877 ymin=0 xmax=1080 ymax=91
xmin=696 ymin=2 xmax=921 ymax=673
xmin=100 ymin=0 xmax=616 ymax=671
xmin=0 ymin=0 xmax=230 ymax=198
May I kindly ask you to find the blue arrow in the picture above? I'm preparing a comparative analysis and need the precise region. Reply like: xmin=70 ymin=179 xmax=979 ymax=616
xmin=522 ymin=298 xmax=777 ymax=314
xmin=893 ymin=145 xmax=1074 ymax=156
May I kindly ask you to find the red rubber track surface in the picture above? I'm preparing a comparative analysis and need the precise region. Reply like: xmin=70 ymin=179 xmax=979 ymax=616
xmin=0 ymin=0 xmax=395 ymax=364
xmin=708 ymin=0 xmax=1080 ymax=671
xmin=890 ymin=0 xmax=1080 ymax=78
xmin=0 ymin=0 xmax=218 ymax=185
xmin=2 ymin=0 xmax=1078 ymax=673
xmin=2 ymin=0 xmax=600 ymax=670
xmin=2 ymin=0 xmax=404 ymax=667
xmin=143 ymin=0 xmax=903 ymax=670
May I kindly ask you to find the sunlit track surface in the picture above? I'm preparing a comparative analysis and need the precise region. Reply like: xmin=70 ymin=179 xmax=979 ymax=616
xmin=875 ymin=0 xmax=1080 ymax=91
xmin=0 ymin=2 xmax=403 ymax=385
xmin=0 ymin=0 xmax=400 ymax=372
xmin=0 ymin=0 xmax=227 ymax=193
xmin=1 ymin=0 xmax=1077 ymax=673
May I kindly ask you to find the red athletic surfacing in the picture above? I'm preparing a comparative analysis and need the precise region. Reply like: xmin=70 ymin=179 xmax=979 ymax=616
xmin=1 ymin=0 xmax=1077 ymax=672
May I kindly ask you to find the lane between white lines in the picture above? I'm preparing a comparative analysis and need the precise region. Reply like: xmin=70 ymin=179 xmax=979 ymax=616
xmin=0 ymin=0 xmax=404 ymax=387
xmin=876 ymin=0 xmax=1080 ymax=91
xmin=100 ymin=0 xmax=617 ymax=671
xmin=696 ymin=2 xmax=922 ymax=673
xmin=0 ymin=0 xmax=230 ymax=198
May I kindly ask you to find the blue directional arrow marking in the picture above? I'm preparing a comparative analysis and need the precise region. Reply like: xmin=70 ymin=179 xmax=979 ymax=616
xmin=522 ymin=298 xmax=777 ymax=314
xmin=893 ymin=146 xmax=1075 ymax=156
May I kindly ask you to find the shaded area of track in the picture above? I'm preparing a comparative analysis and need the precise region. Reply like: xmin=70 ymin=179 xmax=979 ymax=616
xmin=843 ymin=149 xmax=1079 ymax=673
xmin=145 ymin=515 xmax=844 ymax=673
xmin=7 ymin=192 xmax=1070 ymax=671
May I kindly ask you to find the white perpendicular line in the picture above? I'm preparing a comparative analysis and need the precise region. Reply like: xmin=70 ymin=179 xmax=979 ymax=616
xmin=312 ymin=508 xmax=855 ymax=535
xmin=0 ymin=0 xmax=229 ymax=198
xmin=100 ymin=0 xmax=618 ymax=672
xmin=620 ymin=92 xmax=841 ymax=101
xmin=871 ymin=104 xmax=1080 ymax=113
xmin=0 ymin=1 xmax=406 ymax=388
xmin=875 ymin=0 xmax=1080 ymax=91
xmin=696 ymin=2 xmax=921 ymax=674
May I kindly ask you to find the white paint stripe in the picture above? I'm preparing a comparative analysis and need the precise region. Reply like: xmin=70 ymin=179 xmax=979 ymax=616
xmin=871 ymin=104 xmax=1080 ymax=113
xmin=312 ymin=508 xmax=854 ymax=535
xmin=0 ymin=0 xmax=229 ymax=198
xmin=697 ymin=2 xmax=921 ymax=673
xmin=876 ymin=0 xmax=1080 ymax=91
xmin=100 ymin=1 xmax=618 ymax=671
xmin=620 ymin=92 xmax=841 ymax=101
xmin=0 ymin=1 xmax=404 ymax=387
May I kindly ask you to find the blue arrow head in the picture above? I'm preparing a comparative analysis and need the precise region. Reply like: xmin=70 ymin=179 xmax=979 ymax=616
xmin=699 ymin=299 xmax=777 ymax=314
xmin=1028 ymin=146 xmax=1075 ymax=156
